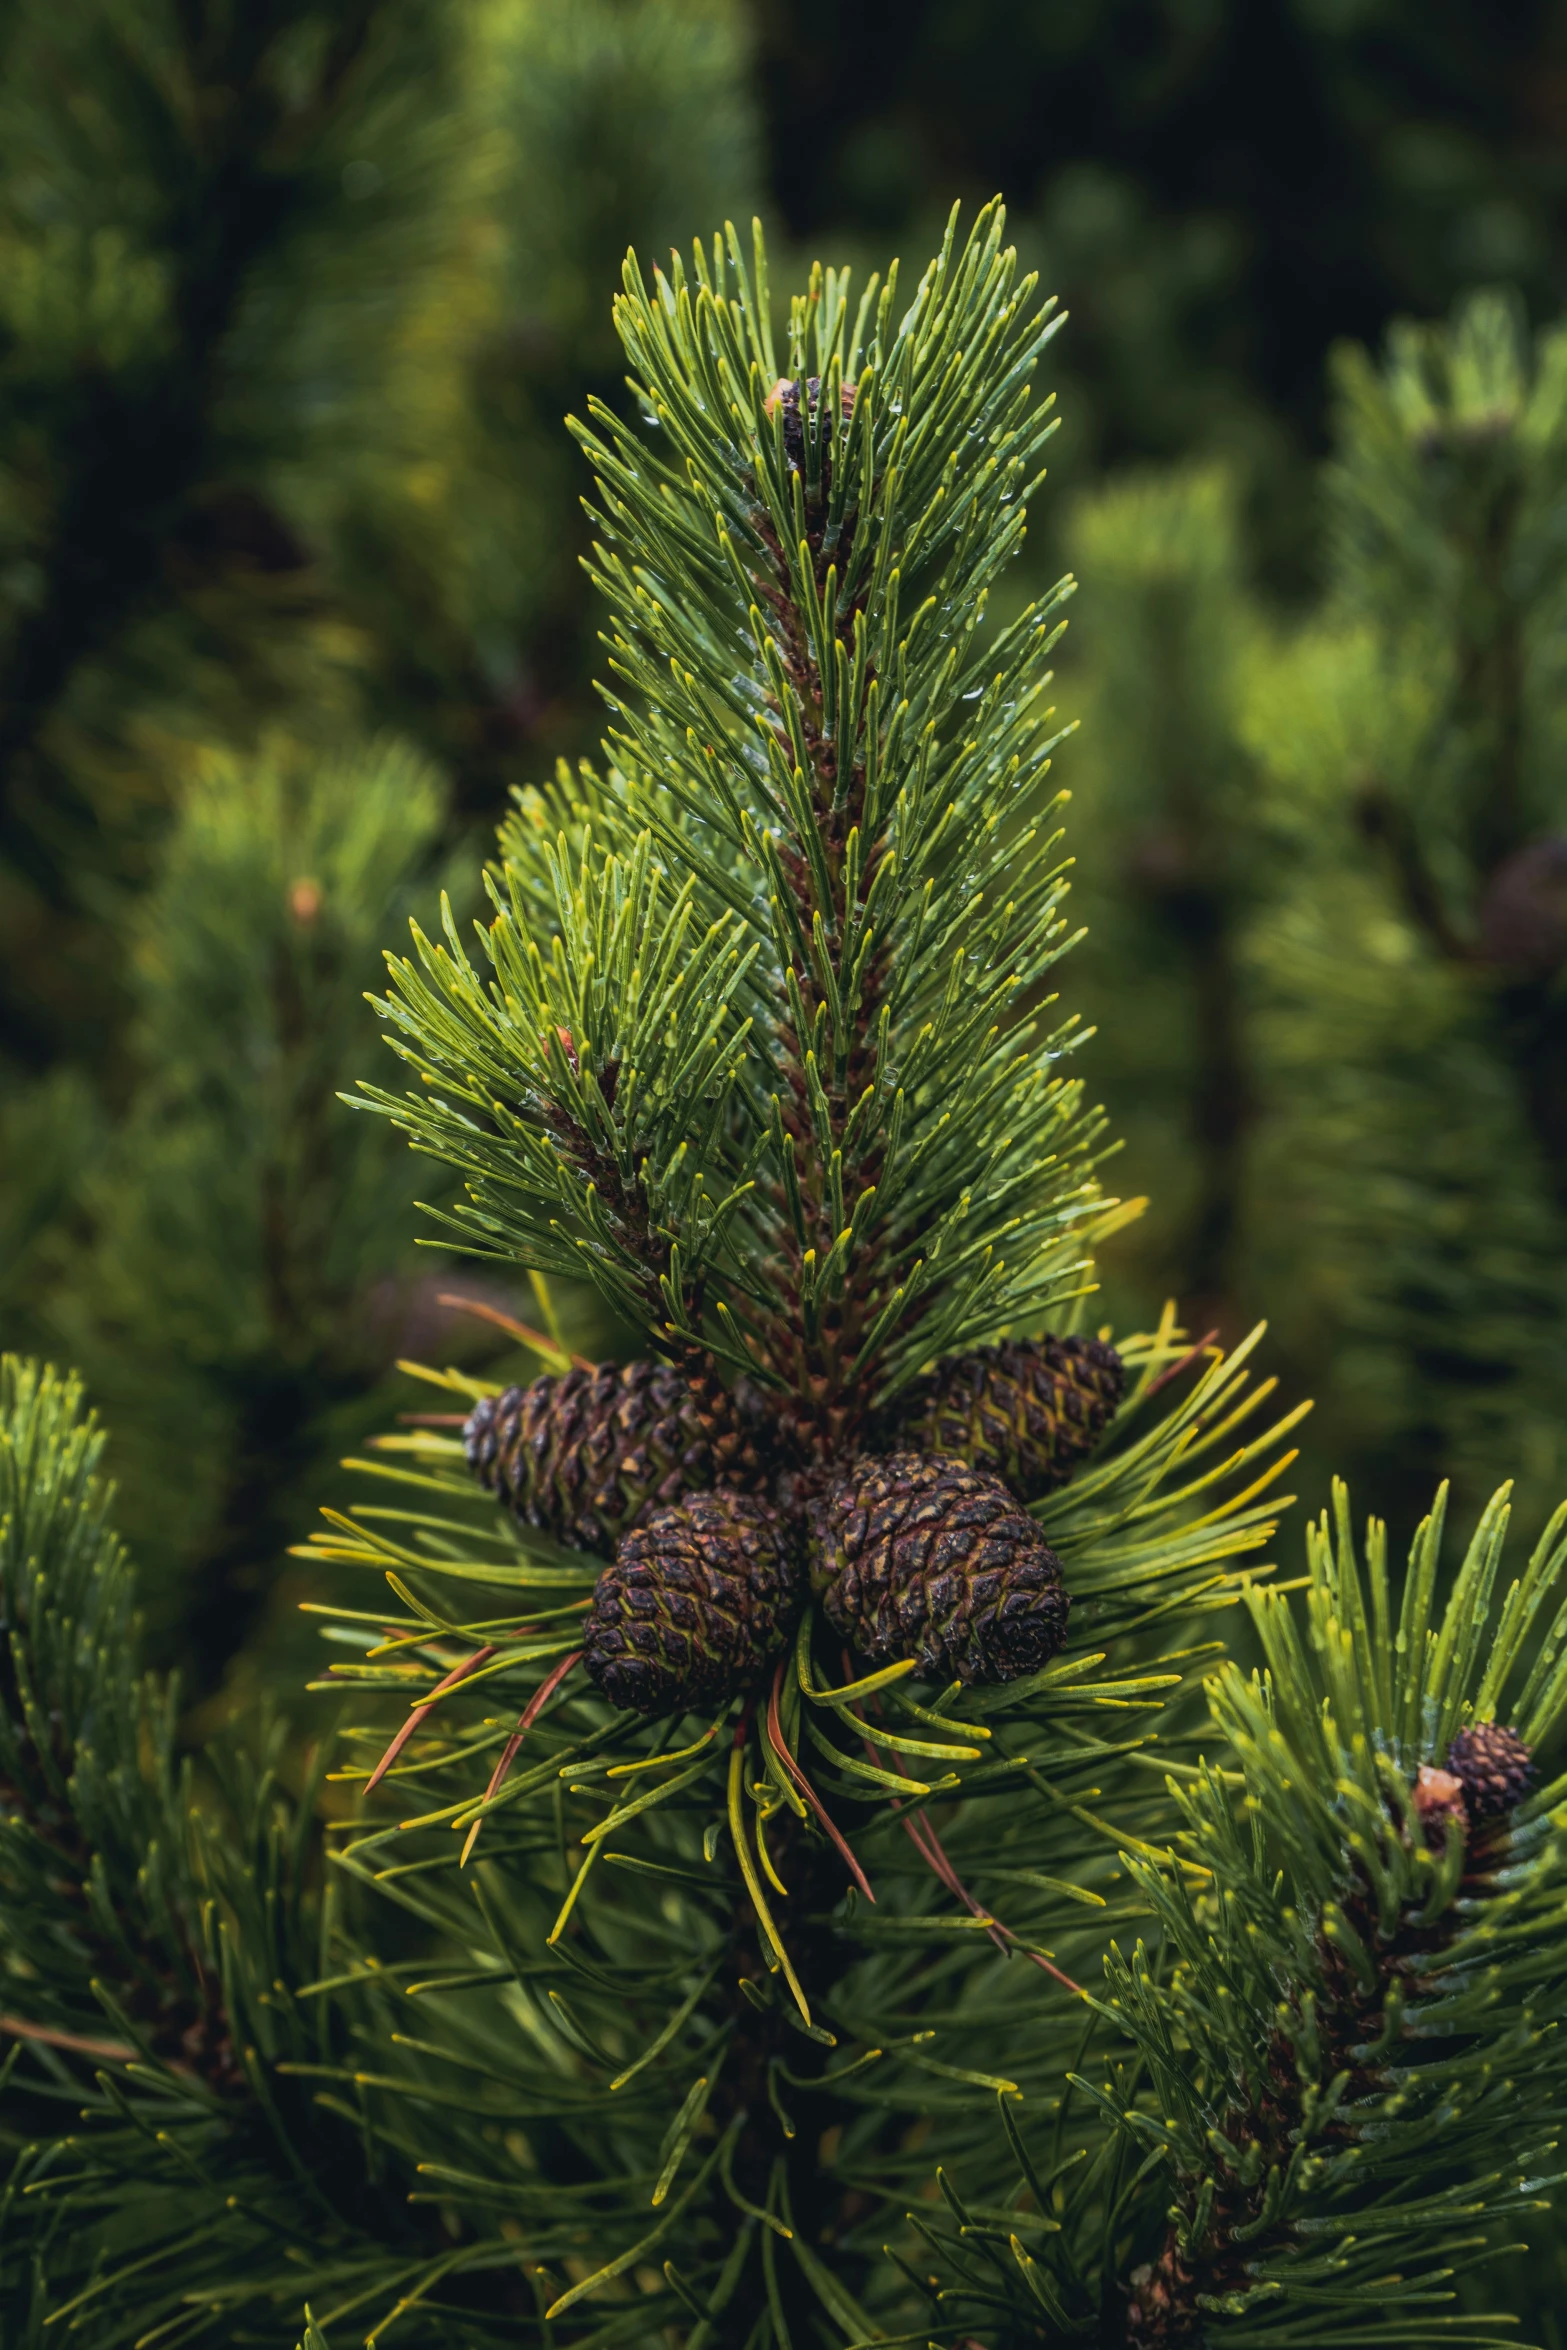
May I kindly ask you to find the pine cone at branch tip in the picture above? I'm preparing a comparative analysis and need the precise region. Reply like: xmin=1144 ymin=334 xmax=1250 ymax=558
xmin=1446 ymin=1722 xmax=1534 ymax=1818
xmin=584 ymin=1491 xmax=803 ymax=1716
xmin=462 ymin=1361 xmax=771 ymax=1554
xmin=808 ymin=1451 xmax=1070 ymax=1686
xmin=890 ymin=1334 xmax=1124 ymax=1505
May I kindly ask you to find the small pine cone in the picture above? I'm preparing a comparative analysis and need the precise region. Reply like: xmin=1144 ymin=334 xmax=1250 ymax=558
xmin=463 ymin=1362 xmax=768 ymax=1553
xmin=891 ymin=1335 xmax=1123 ymax=1504
xmin=1446 ymin=1722 xmax=1534 ymax=1818
xmin=809 ymin=1452 xmax=1070 ymax=1686
xmin=584 ymin=1492 xmax=802 ymax=1716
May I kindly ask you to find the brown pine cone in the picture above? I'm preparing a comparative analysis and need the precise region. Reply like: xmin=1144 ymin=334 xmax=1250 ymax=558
xmin=463 ymin=1361 xmax=769 ymax=1554
xmin=808 ymin=1452 xmax=1070 ymax=1686
xmin=1446 ymin=1722 xmax=1534 ymax=1818
xmin=890 ymin=1334 xmax=1123 ymax=1504
xmin=583 ymin=1492 xmax=802 ymax=1716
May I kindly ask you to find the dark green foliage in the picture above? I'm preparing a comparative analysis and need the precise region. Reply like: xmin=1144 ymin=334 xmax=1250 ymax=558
xmin=0 ymin=0 xmax=761 ymax=1066
xmin=367 ymin=206 xmax=1108 ymax=1437
xmin=0 ymin=0 xmax=761 ymax=1693
xmin=1057 ymin=465 xmax=1265 ymax=1328
xmin=0 ymin=1357 xmax=153 ymax=1899
xmin=447 ymin=0 xmax=762 ymax=749
xmin=0 ymin=1069 xmax=99 ymax=1355
xmin=752 ymin=0 xmax=1567 ymax=583
xmin=43 ymin=735 xmax=458 ymax=1685
xmin=1249 ymin=291 xmax=1567 ymax=1529
xmin=0 ymin=1360 xmax=400 ymax=2342
xmin=1064 ymin=295 xmax=1567 ymax=1536
xmin=0 ymin=0 xmax=469 ymax=1067
xmin=8 ymin=191 xmax=1567 ymax=2350
xmin=924 ymin=1478 xmax=1567 ymax=2344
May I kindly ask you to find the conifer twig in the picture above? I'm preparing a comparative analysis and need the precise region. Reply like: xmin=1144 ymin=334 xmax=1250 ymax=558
xmin=459 ymin=1649 xmax=583 ymax=1866
xmin=364 ymin=1646 xmax=497 ymax=1793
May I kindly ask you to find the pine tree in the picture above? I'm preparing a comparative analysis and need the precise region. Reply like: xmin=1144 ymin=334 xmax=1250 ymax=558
xmin=1059 ymin=290 xmax=1567 ymax=1535
xmin=43 ymin=734 xmax=463 ymax=1692
xmin=0 ymin=0 xmax=761 ymax=1688
xmin=0 ymin=0 xmax=758 ymax=1147
xmin=3 ymin=205 xmax=1567 ymax=2350
xmin=0 ymin=0 xmax=483 ymax=1619
xmin=0 ymin=1358 xmax=455 ymax=2338
xmin=1242 ymin=289 xmax=1567 ymax=1529
xmin=0 ymin=0 xmax=470 ymax=1071
xmin=1057 ymin=467 xmax=1266 ymax=1331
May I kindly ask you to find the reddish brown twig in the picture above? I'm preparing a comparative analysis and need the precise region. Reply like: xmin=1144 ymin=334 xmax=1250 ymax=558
xmin=767 ymin=1659 xmax=876 ymax=1901
xmin=459 ymin=1650 xmax=583 ymax=1865
xmin=852 ymin=1673 xmax=1083 ymax=1995
xmin=1143 ymin=1328 xmax=1220 ymax=1402
xmin=0 ymin=2014 xmax=136 ymax=2062
xmin=898 ymin=1780 xmax=1081 ymax=1993
xmin=897 ymin=1799 xmax=1009 ymax=1950
xmin=365 ymin=1645 xmax=498 ymax=1794
xmin=437 ymin=1291 xmax=593 ymax=1370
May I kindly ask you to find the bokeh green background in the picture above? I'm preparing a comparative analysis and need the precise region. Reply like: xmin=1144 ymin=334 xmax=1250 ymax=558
xmin=6 ymin=0 xmax=1567 ymax=1713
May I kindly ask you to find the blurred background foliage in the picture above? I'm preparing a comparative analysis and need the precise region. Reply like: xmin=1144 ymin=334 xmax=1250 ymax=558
xmin=6 ymin=0 xmax=1567 ymax=1708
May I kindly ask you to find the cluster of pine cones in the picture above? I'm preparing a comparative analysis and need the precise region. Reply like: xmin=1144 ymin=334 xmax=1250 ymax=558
xmin=462 ymin=1337 xmax=1123 ymax=1718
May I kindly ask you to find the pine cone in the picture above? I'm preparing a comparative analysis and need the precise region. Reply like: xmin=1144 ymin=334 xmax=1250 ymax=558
xmin=1446 ymin=1722 xmax=1534 ymax=1818
xmin=890 ymin=1335 xmax=1123 ymax=1503
xmin=463 ymin=1362 xmax=768 ymax=1553
xmin=584 ymin=1492 xmax=802 ymax=1715
xmin=809 ymin=1452 xmax=1070 ymax=1686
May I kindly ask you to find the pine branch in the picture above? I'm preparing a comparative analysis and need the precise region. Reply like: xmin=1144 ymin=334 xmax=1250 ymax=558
xmin=366 ymin=202 xmax=1119 ymax=1443
xmin=365 ymin=831 xmax=765 ymax=1351
xmin=297 ymin=208 xmax=1337 ymax=2349
xmin=52 ymin=733 xmax=458 ymax=1684
xmin=0 ymin=1359 xmax=481 ymax=2343
xmin=294 ymin=1314 xmax=1302 ymax=2344
xmin=580 ymin=208 xmax=1097 ymax=1439
xmin=925 ymin=1474 xmax=1567 ymax=2344
xmin=1328 ymin=292 xmax=1567 ymax=1197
